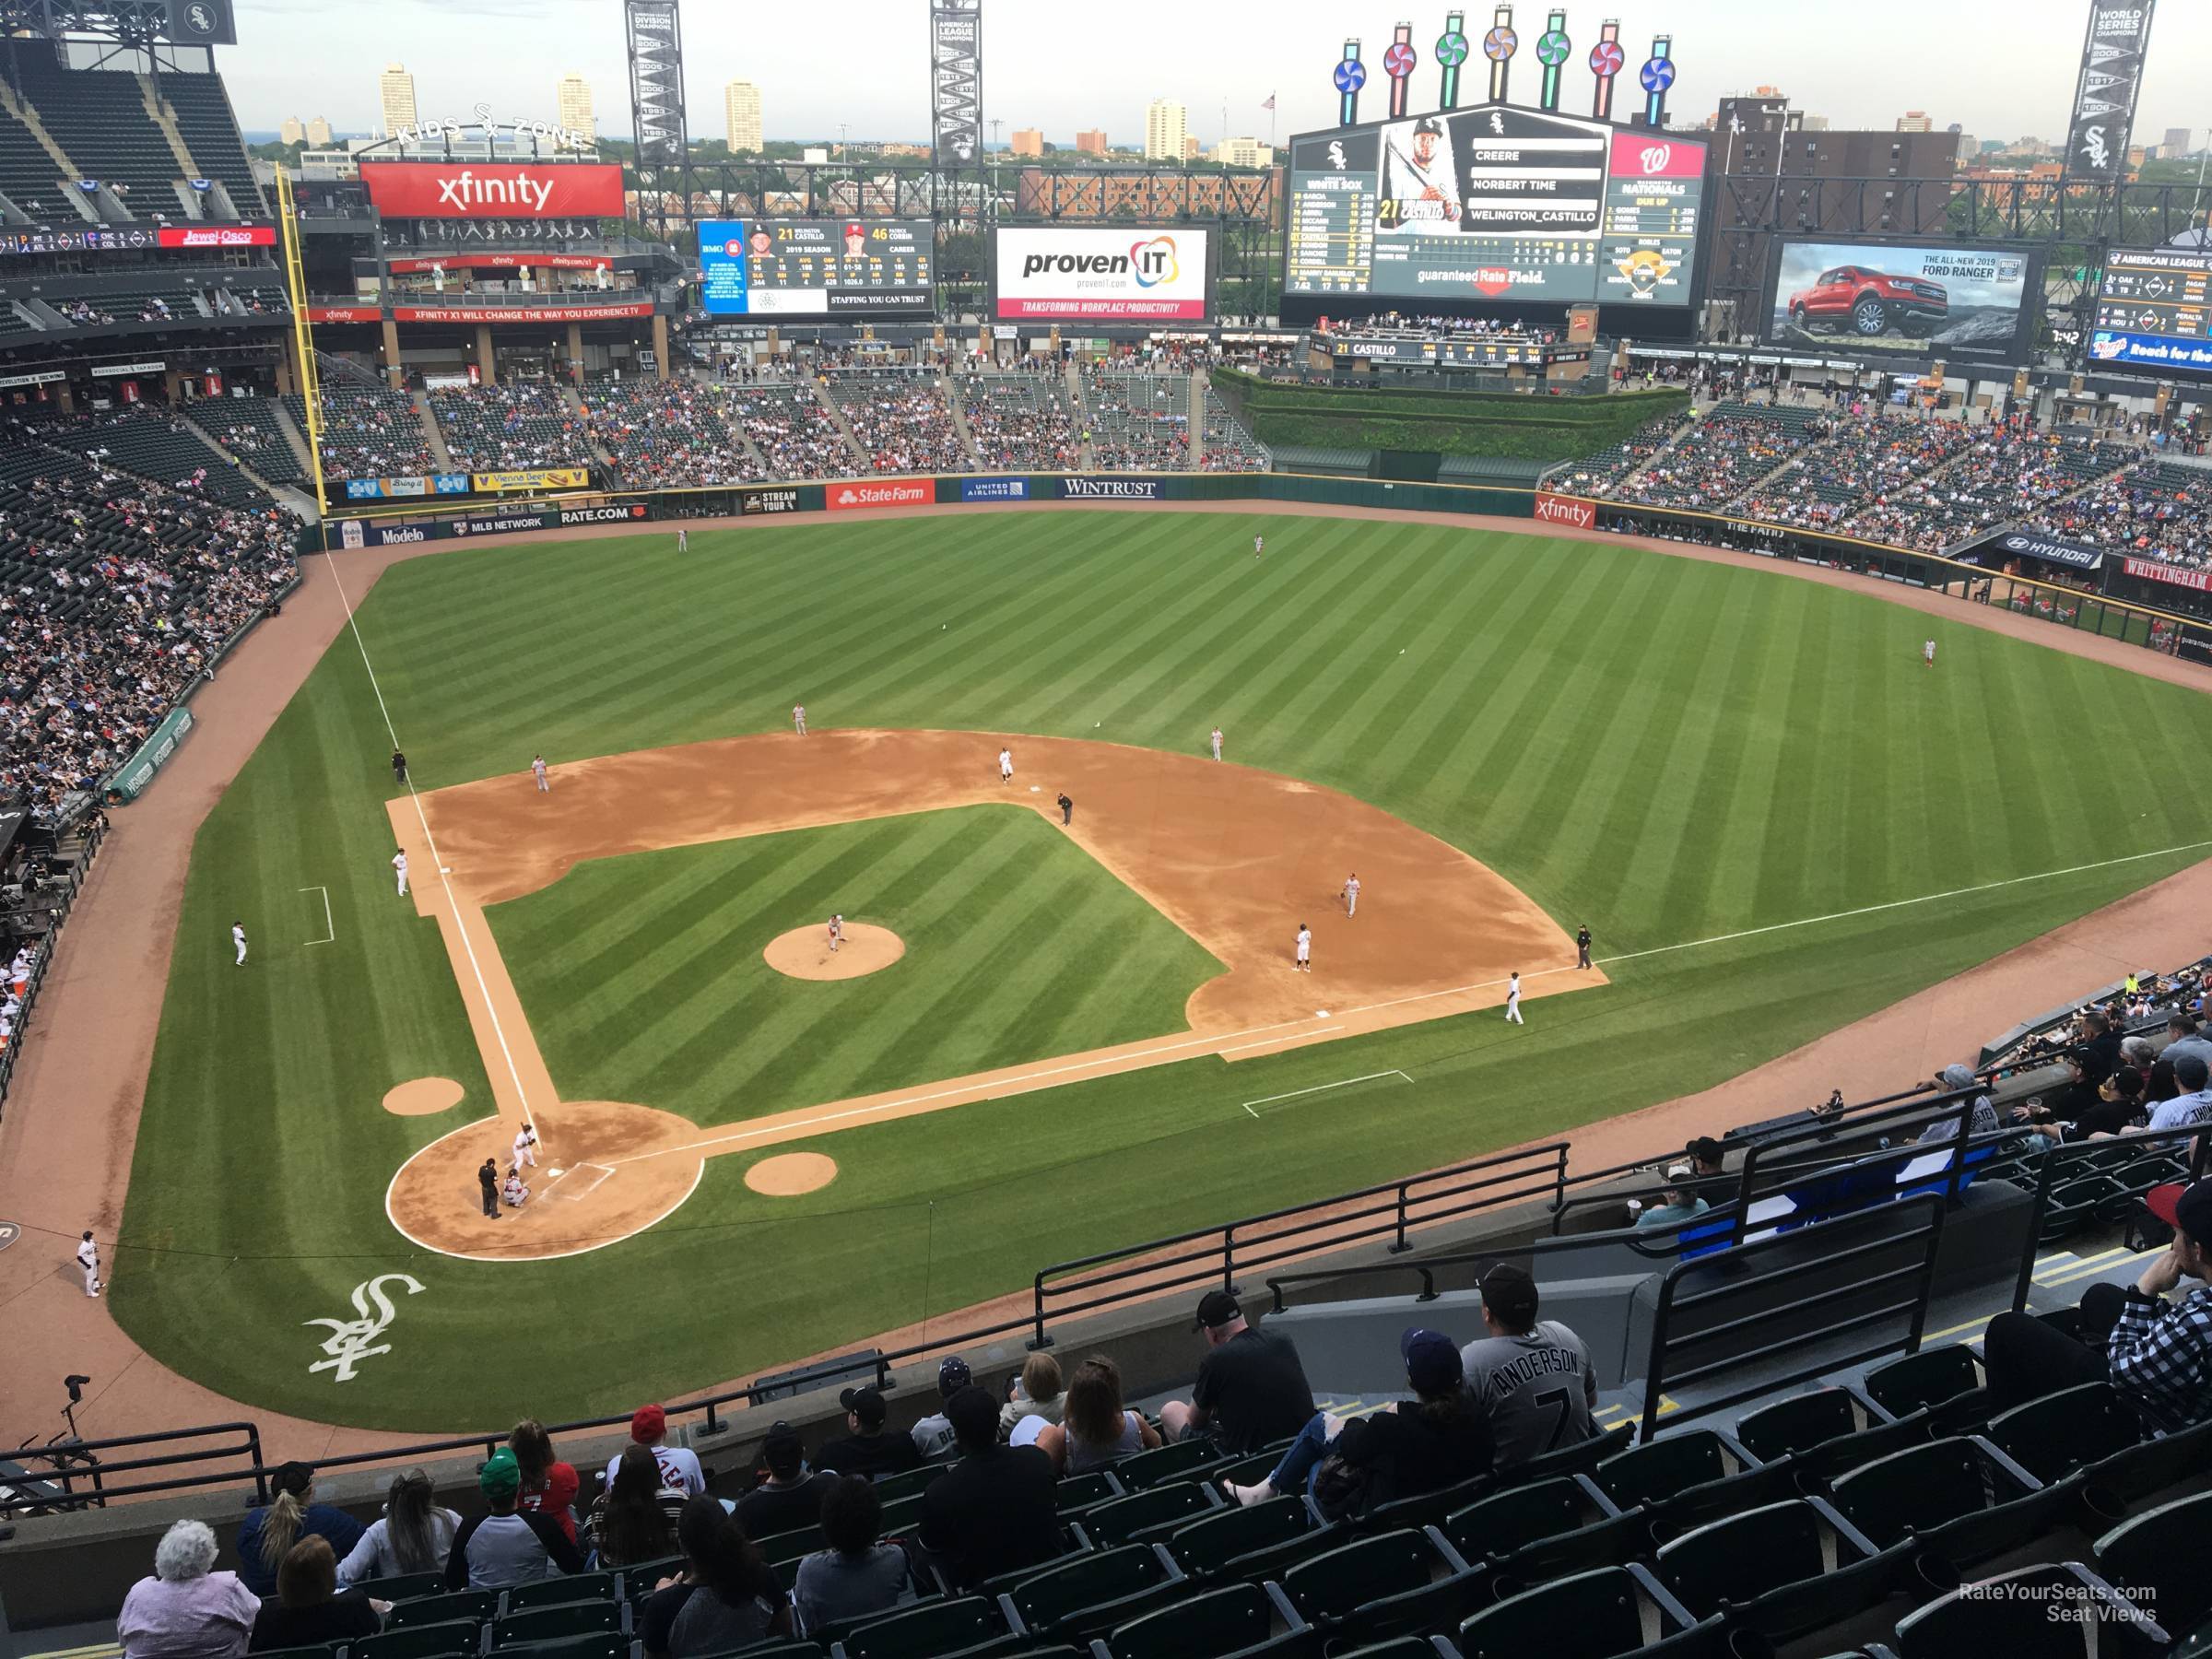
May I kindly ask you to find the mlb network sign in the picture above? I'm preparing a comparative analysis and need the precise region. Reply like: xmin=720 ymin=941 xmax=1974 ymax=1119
xmin=994 ymin=227 xmax=1211 ymax=321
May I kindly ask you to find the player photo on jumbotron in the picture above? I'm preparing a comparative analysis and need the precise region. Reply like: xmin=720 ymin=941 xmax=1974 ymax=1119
xmin=1379 ymin=116 xmax=1462 ymax=234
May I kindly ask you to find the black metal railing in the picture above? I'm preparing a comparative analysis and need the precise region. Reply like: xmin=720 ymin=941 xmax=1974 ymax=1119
xmin=0 ymin=1421 xmax=263 ymax=1515
xmin=2007 ymin=1122 xmax=2211 ymax=1315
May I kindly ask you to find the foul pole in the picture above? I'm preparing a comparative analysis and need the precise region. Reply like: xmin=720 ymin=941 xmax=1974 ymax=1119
xmin=273 ymin=165 xmax=330 ymax=525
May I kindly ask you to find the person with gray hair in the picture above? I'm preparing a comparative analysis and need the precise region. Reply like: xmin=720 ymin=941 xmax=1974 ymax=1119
xmin=1916 ymin=1064 xmax=1998 ymax=1144
xmin=2121 ymin=1034 xmax=2159 ymax=1074
xmin=119 ymin=1519 xmax=263 ymax=1659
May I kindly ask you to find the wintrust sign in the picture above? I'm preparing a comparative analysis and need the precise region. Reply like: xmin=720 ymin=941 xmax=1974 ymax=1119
xmin=1533 ymin=491 xmax=1596 ymax=530
xmin=359 ymin=162 xmax=625 ymax=219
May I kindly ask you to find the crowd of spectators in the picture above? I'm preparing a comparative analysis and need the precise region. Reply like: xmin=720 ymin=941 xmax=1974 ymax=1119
xmin=1604 ymin=406 xmax=1827 ymax=512
xmin=583 ymin=380 xmax=764 ymax=489
xmin=1544 ymin=413 xmax=1688 ymax=495
xmin=821 ymin=373 xmax=974 ymax=476
xmin=1732 ymin=413 xmax=1985 ymax=535
xmin=1198 ymin=390 xmax=1270 ymax=473
xmin=956 ymin=371 xmax=1079 ymax=473
xmin=284 ymin=385 xmax=432 ymax=483
xmin=1327 ymin=311 xmax=1559 ymax=344
xmin=724 ymin=384 xmax=865 ymax=480
xmin=1079 ymin=368 xmax=1191 ymax=472
xmin=1831 ymin=428 xmax=2136 ymax=550
xmin=427 ymin=381 xmax=592 ymax=473
xmin=200 ymin=397 xmax=309 ymax=488
xmin=2024 ymin=458 xmax=2212 ymax=569
xmin=0 ymin=425 xmax=298 ymax=823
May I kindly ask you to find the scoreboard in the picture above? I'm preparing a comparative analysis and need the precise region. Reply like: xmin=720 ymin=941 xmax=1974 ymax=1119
xmin=698 ymin=218 xmax=935 ymax=318
xmin=1285 ymin=108 xmax=1706 ymax=308
xmin=2089 ymin=248 xmax=2212 ymax=376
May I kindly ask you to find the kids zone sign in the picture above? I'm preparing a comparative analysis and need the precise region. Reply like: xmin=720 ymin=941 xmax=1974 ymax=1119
xmin=992 ymin=227 xmax=1213 ymax=321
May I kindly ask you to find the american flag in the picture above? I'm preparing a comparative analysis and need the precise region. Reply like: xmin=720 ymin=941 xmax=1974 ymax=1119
xmin=1262 ymin=95 xmax=1276 ymax=111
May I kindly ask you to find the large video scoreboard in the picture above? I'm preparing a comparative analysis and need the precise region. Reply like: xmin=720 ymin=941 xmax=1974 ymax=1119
xmin=2090 ymin=248 xmax=2212 ymax=376
xmin=1285 ymin=108 xmax=1707 ymax=308
xmin=697 ymin=218 xmax=935 ymax=318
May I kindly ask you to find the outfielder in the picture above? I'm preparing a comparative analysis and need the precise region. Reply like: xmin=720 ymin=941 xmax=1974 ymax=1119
xmin=1924 ymin=639 xmax=1936 ymax=668
xmin=512 ymin=1121 xmax=539 ymax=1171
xmin=677 ymin=527 xmax=688 ymax=554
xmin=393 ymin=848 xmax=409 ymax=897
xmin=998 ymin=747 xmax=1014 ymax=784
xmin=76 ymin=1230 xmax=100 ymax=1297
xmin=1253 ymin=535 xmax=1264 ymax=559
xmin=1504 ymin=971 xmax=1524 ymax=1024
xmin=1343 ymin=873 xmax=1360 ymax=917
xmin=793 ymin=704 xmax=808 ymax=735
xmin=532 ymin=754 xmax=550 ymax=793
xmin=1294 ymin=924 xmax=1312 ymax=973
xmin=1210 ymin=726 xmax=1223 ymax=762
xmin=232 ymin=920 xmax=247 ymax=967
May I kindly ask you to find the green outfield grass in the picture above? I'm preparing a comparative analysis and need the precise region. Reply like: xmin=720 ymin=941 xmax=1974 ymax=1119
xmin=112 ymin=509 xmax=2212 ymax=1430
xmin=489 ymin=806 xmax=1223 ymax=1124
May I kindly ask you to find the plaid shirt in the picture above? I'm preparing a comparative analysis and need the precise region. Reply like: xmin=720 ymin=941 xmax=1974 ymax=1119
xmin=2107 ymin=1282 xmax=2212 ymax=1432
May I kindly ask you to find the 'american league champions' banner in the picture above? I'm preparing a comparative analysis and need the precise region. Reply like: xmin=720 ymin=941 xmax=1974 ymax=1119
xmin=2063 ymin=0 xmax=2157 ymax=179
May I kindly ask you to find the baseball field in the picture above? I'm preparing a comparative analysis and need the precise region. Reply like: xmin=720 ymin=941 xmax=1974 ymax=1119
xmin=112 ymin=507 xmax=2212 ymax=1430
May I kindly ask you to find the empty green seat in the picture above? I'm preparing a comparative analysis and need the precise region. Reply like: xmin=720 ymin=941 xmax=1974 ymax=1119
xmin=384 ymin=1591 xmax=495 ymax=1630
xmin=1653 ymin=1498 xmax=1910 ymax=1641
xmin=2078 ymin=1411 xmax=2212 ymax=1516
xmin=872 ymin=1461 xmax=950 ymax=1502
xmin=1053 ymin=1471 xmax=1122 ymax=1515
xmin=350 ymin=1573 xmax=442 ymax=1604
xmin=1591 ymin=1431 xmax=1747 ymax=1512
xmin=999 ymin=1544 xmax=1188 ymax=1641
xmin=1894 ymin=1561 xmax=2171 ymax=1657
xmin=1862 ymin=1346 xmax=1984 ymax=1420
xmin=1458 ymin=1563 xmax=1701 ymax=1659
xmin=1278 ymin=1526 xmax=1481 ymax=1641
xmin=490 ymin=1599 xmax=624 ymax=1647
xmin=488 ymin=1636 xmax=629 ymax=1659
xmin=354 ymin=1620 xmax=485 ymax=1659
xmin=1503 ymin=1422 xmax=1636 ymax=1486
xmin=1094 ymin=1581 xmax=1302 ymax=1659
xmin=1443 ymin=1477 xmax=1604 ymax=1564
xmin=1830 ymin=1435 xmax=2068 ymax=1567
xmin=757 ymin=1523 xmax=827 ymax=1566
xmin=836 ymin=1594 xmax=1007 ymax=1659
xmin=1983 ymin=1382 xmax=2141 ymax=1484
xmin=2095 ymin=1489 xmax=2212 ymax=1633
xmin=504 ymin=1571 xmax=618 ymax=1613
xmin=1077 ymin=1479 xmax=1221 ymax=1546
xmin=1733 ymin=1388 xmax=1881 ymax=1463
xmin=1110 ymin=1439 xmax=1224 ymax=1489
xmin=1163 ymin=1498 xmax=1330 ymax=1583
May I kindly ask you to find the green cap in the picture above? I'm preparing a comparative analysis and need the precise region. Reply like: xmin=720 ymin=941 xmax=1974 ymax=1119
xmin=479 ymin=1446 xmax=521 ymax=1499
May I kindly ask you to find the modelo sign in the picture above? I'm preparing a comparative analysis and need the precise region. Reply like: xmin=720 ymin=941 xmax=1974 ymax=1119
xmin=359 ymin=161 xmax=624 ymax=219
xmin=994 ymin=228 xmax=1211 ymax=322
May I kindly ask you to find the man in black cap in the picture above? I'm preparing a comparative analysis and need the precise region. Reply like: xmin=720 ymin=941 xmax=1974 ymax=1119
xmin=1982 ymin=1179 xmax=2212 ymax=1430
xmin=735 ymin=1421 xmax=834 ymax=1539
xmin=1575 ymin=925 xmax=1592 ymax=971
xmin=478 ymin=1158 xmax=500 ymax=1219
xmin=813 ymin=1386 xmax=922 ymax=1479
xmin=1458 ymin=1264 xmax=1597 ymax=1467
xmin=1056 ymin=793 xmax=1073 ymax=827
xmin=917 ymin=1385 xmax=1058 ymax=1589
xmin=909 ymin=1357 xmax=971 ymax=1460
xmin=1159 ymin=1290 xmax=1315 ymax=1452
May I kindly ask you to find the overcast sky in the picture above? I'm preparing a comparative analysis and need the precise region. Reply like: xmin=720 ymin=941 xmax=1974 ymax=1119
xmin=230 ymin=0 xmax=2210 ymax=153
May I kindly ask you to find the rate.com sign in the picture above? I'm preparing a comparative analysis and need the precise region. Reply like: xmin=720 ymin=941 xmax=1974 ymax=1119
xmin=827 ymin=479 xmax=937 ymax=512
xmin=994 ymin=227 xmax=1212 ymax=322
xmin=359 ymin=161 xmax=625 ymax=219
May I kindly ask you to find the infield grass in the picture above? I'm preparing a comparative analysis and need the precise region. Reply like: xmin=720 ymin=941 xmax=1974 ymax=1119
xmin=112 ymin=511 xmax=2212 ymax=1429
xmin=489 ymin=806 xmax=1224 ymax=1124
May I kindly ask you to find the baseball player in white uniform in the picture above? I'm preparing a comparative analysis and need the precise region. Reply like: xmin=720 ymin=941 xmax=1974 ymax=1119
xmin=77 ymin=1230 xmax=100 ymax=1297
xmin=828 ymin=914 xmax=844 ymax=953
xmin=1504 ymin=971 xmax=1524 ymax=1024
xmin=512 ymin=1122 xmax=539 ymax=1170
xmin=793 ymin=704 xmax=808 ymax=735
xmin=677 ymin=527 xmax=688 ymax=553
xmin=1294 ymin=924 xmax=1312 ymax=972
xmin=1343 ymin=874 xmax=1360 ymax=917
xmin=1210 ymin=726 xmax=1223 ymax=761
xmin=232 ymin=921 xmax=247 ymax=966
xmin=1923 ymin=639 xmax=1936 ymax=669
xmin=532 ymin=754 xmax=550 ymax=793
xmin=393 ymin=849 xmax=409 ymax=897
xmin=998 ymin=747 xmax=1014 ymax=783
xmin=1253 ymin=535 xmax=1264 ymax=559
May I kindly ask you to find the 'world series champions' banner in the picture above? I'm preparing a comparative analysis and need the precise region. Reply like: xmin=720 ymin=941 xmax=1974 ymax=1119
xmin=2062 ymin=0 xmax=2157 ymax=179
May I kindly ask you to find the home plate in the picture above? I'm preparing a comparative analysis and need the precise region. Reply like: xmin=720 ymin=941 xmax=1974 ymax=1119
xmin=1316 ymin=1009 xmax=1330 ymax=1018
xmin=547 ymin=1168 xmax=566 ymax=1178
xmin=1030 ymin=785 xmax=1041 ymax=793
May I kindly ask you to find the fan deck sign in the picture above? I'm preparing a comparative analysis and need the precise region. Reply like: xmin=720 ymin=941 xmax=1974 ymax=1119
xmin=360 ymin=162 xmax=625 ymax=219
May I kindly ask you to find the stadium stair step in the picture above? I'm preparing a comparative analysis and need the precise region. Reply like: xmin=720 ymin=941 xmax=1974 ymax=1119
xmin=180 ymin=409 xmax=289 ymax=501
xmin=132 ymin=73 xmax=203 ymax=211
xmin=940 ymin=373 xmax=984 ymax=469
xmin=0 ymin=78 xmax=84 ymax=207
xmin=809 ymin=382 xmax=870 ymax=474
xmin=414 ymin=392 xmax=458 ymax=474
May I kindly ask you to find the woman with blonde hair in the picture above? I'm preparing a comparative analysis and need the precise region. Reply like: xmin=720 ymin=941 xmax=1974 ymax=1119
xmin=1033 ymin=1357 xmax=1158 ymax=1475
xmin=235 ymin=1463 xmax=364 ymax=1599
xmin=337 ymin=1468 xmax=460 ymax=1587
xmin=510 ymin=1419 xmax=580 ymax=1543
xmin=998 ymin=1352 xmax=1065 ymax=1443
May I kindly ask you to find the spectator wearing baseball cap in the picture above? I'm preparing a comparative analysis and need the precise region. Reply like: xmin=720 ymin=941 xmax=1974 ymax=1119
xmin=443 ymin=1447 xmax=585 ymax=1591
xmin=917 ymin=1385 xmax=1059 ymax=1589
xmin=1983 ymin=1179 xmax=2212 ymax=1430
xmin=909 ymin=1357 xmax=971 ymax=1460
xmin=1460 ymin=1265 xmax=1598 ymax=1467
xmin=605 ymin=1405 xmax=705 ymax=1500
xmin=814 ymin=1386 xmax=922 ymax=1480
xmin=2148 ymin=1053 xmax=2212 ymax=1130
xmin=1159 ymin=1290 xmax=1316 ymax=1453
xmin=1225 ymin=1328 xmax=1491 ymax=1517
xmin=735 ymin=1422 xmax=833 ymax=1541
xmin=1634 ymin=1166 xmax=1712 ymax=1230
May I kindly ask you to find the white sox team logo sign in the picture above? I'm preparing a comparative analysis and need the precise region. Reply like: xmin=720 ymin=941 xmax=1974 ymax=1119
xmin=304 ymin=1273 xmax=424 ymax=1381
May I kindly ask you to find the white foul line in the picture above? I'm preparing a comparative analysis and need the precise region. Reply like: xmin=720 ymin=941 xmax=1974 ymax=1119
xmin=322 ymin=553 xmax=534 ymax=1121
xmin=1242 ymin=1069 xmax=1413 ymax=1119
xmin=606 ymin=831 xmax=2212 ymax=1166
xmin=299 ymin=885 xmax=334 ymax=946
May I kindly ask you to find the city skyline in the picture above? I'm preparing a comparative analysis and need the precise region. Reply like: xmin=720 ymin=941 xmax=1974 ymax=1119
xmin=221 ymin=1 xmax=2211 ymax=157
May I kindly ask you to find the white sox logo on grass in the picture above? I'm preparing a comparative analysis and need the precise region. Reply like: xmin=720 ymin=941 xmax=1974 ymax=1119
xmin=305 ymin=1273 xmax=423 ymax=1381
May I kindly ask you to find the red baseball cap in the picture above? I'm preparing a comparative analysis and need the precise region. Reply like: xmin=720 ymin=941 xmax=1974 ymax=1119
xmin=630 ymin=1404 xmax=667 ymax=1442
xmin=2146 ymin=1181 xmax=2212 ymax=1247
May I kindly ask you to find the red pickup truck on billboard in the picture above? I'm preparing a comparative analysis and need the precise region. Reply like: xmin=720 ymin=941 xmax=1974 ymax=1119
xmin=1786 ymin=265 xmax=1948 ymax=338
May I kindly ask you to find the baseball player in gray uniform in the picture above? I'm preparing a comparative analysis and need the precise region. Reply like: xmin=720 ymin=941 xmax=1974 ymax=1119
xmin=1458 ymin=1265 xmax=1596 ymax=1467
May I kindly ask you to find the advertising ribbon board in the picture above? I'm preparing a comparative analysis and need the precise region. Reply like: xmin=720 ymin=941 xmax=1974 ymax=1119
xmin=107 ymin=704 xmax=194 ymax=803
xmin=1056 ymin=477 xmax=1164 ymax=500
xmin=959 ymin=478 xmax=1030 ymax=501
xmin=2124 ymin=556 xmax=2211 ymax=592
xmin=825 ymin=479 xmax=937 ymax=511
xmin=471 ymin=467 xmax=590 ymax=494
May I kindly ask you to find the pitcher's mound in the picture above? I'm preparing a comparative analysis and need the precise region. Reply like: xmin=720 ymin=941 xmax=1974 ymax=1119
xmin=384 ymin=1077 xmax=465 ymax=1116
xmin=746 ymin=1152 xmax=839 ymax=1195
xmin=764 ymin=923 xmax=904 ymax=981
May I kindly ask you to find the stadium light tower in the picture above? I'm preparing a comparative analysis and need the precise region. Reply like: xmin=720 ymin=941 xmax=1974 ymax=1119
xmin=625 ymin=0 xmax=689 ymax=241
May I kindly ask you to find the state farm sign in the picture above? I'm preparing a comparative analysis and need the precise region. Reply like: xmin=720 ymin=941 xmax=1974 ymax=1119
xmin=827 ymin=479 xmax=937 ymax=512
xmin=360 ymin=161 xmax=624 ymax=219
xmin=1533 ymin=491 xmax=1596 ymax=531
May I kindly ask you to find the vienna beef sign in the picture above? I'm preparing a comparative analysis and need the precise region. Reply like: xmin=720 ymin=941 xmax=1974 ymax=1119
xmin=360 ymin=162 xmax=624 ymax=219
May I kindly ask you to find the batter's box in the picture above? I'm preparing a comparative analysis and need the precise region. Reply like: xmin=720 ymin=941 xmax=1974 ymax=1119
xmin=549 ymin=1162 xmax=615 ymax=1199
